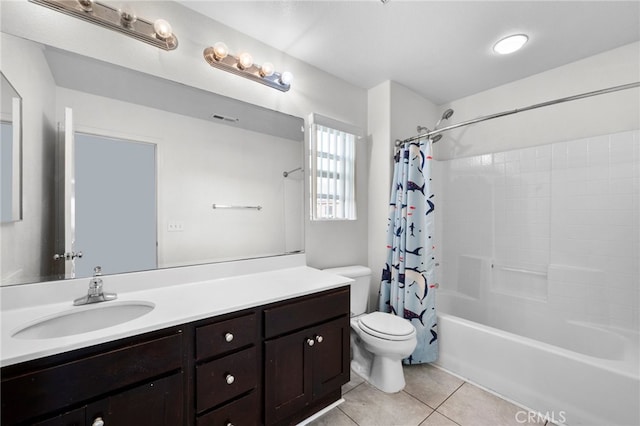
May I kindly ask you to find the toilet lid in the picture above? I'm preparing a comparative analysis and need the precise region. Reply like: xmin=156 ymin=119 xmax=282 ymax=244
xmin=358 ymin=312 xmax=416 ymax=341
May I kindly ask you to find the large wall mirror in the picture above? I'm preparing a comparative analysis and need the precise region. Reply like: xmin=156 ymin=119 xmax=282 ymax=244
xmin=0 ymin=33 xmax=305 ymax=287
xmin=0 ymin=71 xmax=22 ymax=224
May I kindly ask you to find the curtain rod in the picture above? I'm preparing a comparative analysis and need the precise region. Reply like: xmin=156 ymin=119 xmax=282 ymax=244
xmin=399 ymin=81 xmax=640 ymax=145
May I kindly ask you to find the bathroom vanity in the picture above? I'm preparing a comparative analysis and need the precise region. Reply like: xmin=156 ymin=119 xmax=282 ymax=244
xmin=1 ymin=257 xmax=351 ymax=426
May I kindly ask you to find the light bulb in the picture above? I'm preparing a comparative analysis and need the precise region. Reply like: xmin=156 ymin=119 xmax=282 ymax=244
xmin=238 ymin=52 xmax=253 ymax=70
xmin=212 ymin=42 xmax=228 ymax=60
xmin=260 ymin=62 xmax=275 ymax=77
xmin=493 ymin=34 xmax=528 ymax=55
xmin=77 ymin=0 xmax=93 ymax=12
xmin=280 ymin=71 xmax=293 ymax=86
xmin=118 ymin=5 xmax=137 ymax=26
xmin=153 ymin=19 xmax=173 ymax=40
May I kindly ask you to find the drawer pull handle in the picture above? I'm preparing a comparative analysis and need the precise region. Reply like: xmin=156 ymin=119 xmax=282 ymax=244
xmin=315 ymin=335 xmax=324 ymax=343
xmin=307 ymin=338 xmax=315 ymax=347
xmin=225 ymin=374 xmax=235 ymax=385
xmin=225 ymin=332 xmax=234 ymax=342
xmin=92 ymin=417 xmax=105 ymax=426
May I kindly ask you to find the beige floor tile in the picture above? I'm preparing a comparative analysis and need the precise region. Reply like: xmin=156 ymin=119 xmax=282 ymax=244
xmin=403 ymin=364 xmax=464 ymax=408
xmin=343 ymin=369 xmax=366 ymax=394
xmin=419 ymin=411 xmax=460 ymax=426
xmin=340 ymin=382 xmax=432 ymax=426
xmin=306 ymin=406 xmax=358 ymax=426
xmin=437 ymin=383 xmax=544 ymax=426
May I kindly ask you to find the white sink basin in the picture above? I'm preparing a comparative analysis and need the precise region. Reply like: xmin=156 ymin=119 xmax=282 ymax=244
xmin=12 ymin=301 xmax=155 ymax=340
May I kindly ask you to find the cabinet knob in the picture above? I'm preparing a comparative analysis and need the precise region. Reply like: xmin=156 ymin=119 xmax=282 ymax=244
xmin=92 ymin=417 xmax=105 ymax=426
xmin=226 ymin=423 xmax=234 ymax=426
xmin=225 ymin=374 xmax=235 ymax=385
xmin=224 ymin=332 xmax=234 ymax=342
xmin=306 ymin=338 xmax=315 ymax=347
xmin=315 ymin=335 xmax=324 ymax=343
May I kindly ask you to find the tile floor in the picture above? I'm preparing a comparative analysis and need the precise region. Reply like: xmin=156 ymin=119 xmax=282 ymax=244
xmin=308 ymin=364 xmax=553 ymax=426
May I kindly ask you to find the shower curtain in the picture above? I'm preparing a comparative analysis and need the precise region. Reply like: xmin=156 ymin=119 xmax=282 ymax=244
xmin=379 ymin=138 xmax=438 ymax=364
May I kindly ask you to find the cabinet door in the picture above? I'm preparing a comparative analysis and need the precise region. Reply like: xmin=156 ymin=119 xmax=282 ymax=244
xmin=86 ymin=373 xmax=183 ymax=426
xmin=311 ymin=316 xmax=350 ymax=399
xmin=264 ymin=327 xmax=313 ymax=425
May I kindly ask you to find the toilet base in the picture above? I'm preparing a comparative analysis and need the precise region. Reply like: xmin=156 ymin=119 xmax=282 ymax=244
xmin=369 ymin=354 xmax=406 ymax=393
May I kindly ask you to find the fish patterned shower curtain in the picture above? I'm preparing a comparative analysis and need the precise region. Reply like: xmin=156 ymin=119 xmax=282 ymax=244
xmin=379 ymin=138 xmax=438 ymax=364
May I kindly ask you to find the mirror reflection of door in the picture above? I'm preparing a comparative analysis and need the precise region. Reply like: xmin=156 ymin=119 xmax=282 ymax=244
xmin=75 ymin=132 xmax=157 ymax=278
xmin=0 ymin=121 xmax=14 ymax=221
xmin=56 ymin=108 xmax=157 ymax=279
xmin=0 ymin=71 xmax=22 ymax=223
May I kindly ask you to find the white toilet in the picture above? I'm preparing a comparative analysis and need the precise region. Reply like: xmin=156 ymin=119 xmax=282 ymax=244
xmin=323 ymin=265 xmax=417 ymax=393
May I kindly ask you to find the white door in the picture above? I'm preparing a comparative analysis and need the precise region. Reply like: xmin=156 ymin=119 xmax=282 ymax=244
xmin=74 ymin=132 xmax=157 ymax=277
xmin=54 ymin=107 xmax=157 ymax=279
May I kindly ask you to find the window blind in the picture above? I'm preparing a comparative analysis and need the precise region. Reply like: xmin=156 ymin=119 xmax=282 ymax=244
xmin=310 ymin=116 xmax=357 ymax=221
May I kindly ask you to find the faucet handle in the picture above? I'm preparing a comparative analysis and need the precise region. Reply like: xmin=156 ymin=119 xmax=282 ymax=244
xmin=93 ymin=266 xmax=102 ymax=276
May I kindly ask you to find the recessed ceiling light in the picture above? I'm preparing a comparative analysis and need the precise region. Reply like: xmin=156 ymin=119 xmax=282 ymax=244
xmin=493 ymin=34 xmax=529 ymax=55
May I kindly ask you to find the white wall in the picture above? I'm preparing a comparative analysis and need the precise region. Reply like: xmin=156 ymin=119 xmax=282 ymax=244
xmin=0 ymin=33 xmax=57 ymax=285
xmin=0 ymin=0 xmax=370 ymax=277
xmin=435 ymin=42 xmax=640 ymax=160
xmin=366 ymin=81 xmax=438 ymax=310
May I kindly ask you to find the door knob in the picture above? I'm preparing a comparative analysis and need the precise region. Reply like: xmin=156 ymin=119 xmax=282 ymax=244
xmin=53 ymin=251 xmax=83 ymax=260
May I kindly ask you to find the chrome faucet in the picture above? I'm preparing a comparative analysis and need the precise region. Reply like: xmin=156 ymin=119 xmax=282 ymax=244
xmin=73 ymin=266 xmax=117 ymax=306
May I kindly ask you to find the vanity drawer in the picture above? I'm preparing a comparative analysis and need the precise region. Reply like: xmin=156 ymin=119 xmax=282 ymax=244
xmin=196 ymin=391 xmax=259 ymax=426
xmin=196 ymin=346 xmax=258 ymax=412
xmin=196 ymin=312 xmax=257 ymax=360
xmin=264 ymin=287 xmax=349 ymax=339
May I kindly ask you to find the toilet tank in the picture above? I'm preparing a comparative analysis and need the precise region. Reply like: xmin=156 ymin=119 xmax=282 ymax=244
xmin=323 ymin=265 xmax=372 ymax=316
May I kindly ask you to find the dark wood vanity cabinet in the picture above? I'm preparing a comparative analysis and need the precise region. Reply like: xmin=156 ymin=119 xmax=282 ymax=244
xmin=1 ymin=286 xmax=350 ymax=426
xmin=1 ymin=328 xmax=185 ymax=426
xmin=264 ymin=287 xmax=350 ymax=426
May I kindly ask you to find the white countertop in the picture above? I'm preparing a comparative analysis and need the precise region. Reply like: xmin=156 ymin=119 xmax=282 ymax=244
xmin=1 ymin=262 xmax=351 ymax=367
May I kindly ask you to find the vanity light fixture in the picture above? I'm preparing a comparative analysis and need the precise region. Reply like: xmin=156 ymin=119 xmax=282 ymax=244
xmin=29 ymin=0 xmax=178 ymax=51
xmin=493 ymin=34 xmax=529 ymax=55
xmin=203 ymin=43 xmax=293 ymax=92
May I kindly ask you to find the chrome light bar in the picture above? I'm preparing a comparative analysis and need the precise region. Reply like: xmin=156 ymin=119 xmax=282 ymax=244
xmin=29 ymin=0 xmax=178 ymax=51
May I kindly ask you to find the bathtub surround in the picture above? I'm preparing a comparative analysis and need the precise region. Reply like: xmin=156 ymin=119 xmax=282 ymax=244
xmin=437 ymin=130 xmax=639 ymax=332
xmin=434 ymin=130 xmax=639 ymax=426
xmin=380 ymin=138 xmax=438 ymax=364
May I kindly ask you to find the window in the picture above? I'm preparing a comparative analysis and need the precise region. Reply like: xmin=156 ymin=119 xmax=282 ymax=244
xmin=309 ymin=114 xmax=359 ymax=220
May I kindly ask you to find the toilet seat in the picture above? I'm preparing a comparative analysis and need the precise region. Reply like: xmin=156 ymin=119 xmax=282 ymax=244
xmin=358 ymin=312 xmax=416 ymax=341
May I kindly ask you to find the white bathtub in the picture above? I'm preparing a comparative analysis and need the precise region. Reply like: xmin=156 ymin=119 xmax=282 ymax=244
xmin=436 ymin=307 xmax=639 ymax=426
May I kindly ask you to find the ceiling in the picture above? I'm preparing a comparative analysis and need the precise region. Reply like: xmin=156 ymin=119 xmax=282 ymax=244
xmin=178 ymin=1 xmax=640 ymax=105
